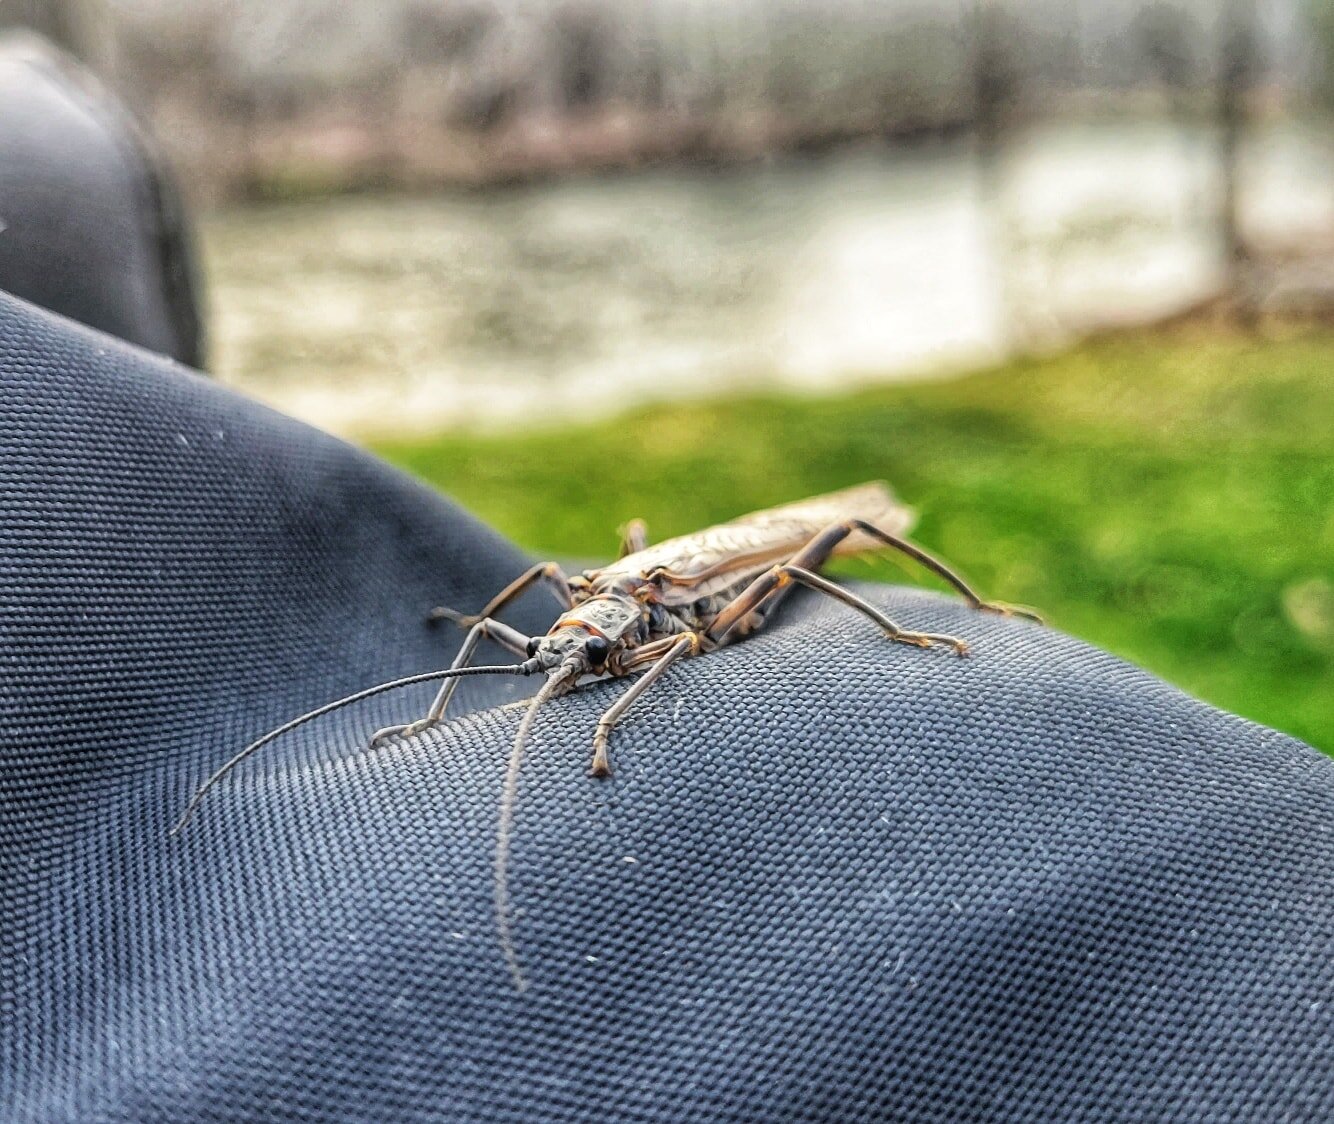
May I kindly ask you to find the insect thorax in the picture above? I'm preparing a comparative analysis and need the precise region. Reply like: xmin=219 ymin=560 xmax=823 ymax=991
xmin=552 ymin=587 xmax=648 ymax=644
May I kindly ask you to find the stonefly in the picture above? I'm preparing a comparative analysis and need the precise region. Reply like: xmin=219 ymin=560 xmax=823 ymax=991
xmin=172 ymin=481 xmax=1039 ymax=989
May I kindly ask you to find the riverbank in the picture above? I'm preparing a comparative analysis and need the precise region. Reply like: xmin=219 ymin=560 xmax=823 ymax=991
xmin=374 ymin=324 xmax=1334 ymax=755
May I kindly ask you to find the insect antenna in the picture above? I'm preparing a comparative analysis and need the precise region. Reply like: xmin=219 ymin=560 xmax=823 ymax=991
xmin=170 ymin=662 xmax=535 ymax=837
xmin=495 ymin=659 xmax=581 ymax=992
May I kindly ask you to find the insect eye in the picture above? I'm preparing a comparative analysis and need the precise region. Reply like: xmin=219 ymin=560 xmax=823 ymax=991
xmin=525 ymin=637 xmax=541 ymax=658
xmin=584 ymin=636 xmax=611 ymax=665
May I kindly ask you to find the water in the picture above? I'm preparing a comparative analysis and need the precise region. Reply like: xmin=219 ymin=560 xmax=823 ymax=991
xmin=203 ymin=119 xmax=1333 ymax=437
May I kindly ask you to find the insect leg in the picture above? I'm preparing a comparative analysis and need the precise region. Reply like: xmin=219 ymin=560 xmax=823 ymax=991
xmin=369 ymin=617 xmax=533 ymax=746
xmin=705 ymin=565 xmax=967 ymax=653
xmin=842 ymin=521 xmax=1042 ymax=623
xmin=590 ymin=633 xmax=699 ymax=776
xmin=613 ymin=634 xmax=692 ymax=672
xmin=428 ymin=561 xmax=575 ymax=628
xmin=702 ymin=520 xmax=854 ymax=643
xmin=616 ymin=518 xmax=650 ymax=559
xmin=779 ymin=566 xmax=968 ymax=653
xmin=708 ymin=517 xmax=1037 ymax=634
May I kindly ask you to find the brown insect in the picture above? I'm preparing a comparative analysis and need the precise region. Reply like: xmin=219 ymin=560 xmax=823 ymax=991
xmin=172 ymin=482 xmax=1038 ymax=989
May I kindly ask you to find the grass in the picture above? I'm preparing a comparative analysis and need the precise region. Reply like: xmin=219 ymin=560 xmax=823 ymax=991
xmin=374 ymin=325 xmax=1334 ymax=754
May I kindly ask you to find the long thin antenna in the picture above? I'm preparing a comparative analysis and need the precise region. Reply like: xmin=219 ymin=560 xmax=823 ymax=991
xmin=494 ymin=660 xmax=579 ymax=992
xmin=170 ymin=663 xmax=531 ymax=837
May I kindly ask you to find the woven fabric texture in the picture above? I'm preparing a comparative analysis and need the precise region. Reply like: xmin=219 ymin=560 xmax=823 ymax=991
xmin=2 ymin=290 xmax=1331 ymax=1122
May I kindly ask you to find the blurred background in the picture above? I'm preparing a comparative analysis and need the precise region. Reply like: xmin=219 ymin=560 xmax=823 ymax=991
xmin=3 ymin=0 xmax=1331 ymax=750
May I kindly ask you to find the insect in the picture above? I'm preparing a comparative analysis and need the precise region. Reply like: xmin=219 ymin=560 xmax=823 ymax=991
xmin=172 ymin=481 xmax=1038 ymax=990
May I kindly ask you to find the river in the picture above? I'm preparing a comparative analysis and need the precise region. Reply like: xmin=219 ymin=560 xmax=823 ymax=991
xmin=202 ymin=118 xmax=1333 ymax=437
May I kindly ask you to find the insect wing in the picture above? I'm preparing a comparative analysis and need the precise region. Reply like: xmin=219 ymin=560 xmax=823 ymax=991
xmin=599 ymin=481 xmax=917 ymax=602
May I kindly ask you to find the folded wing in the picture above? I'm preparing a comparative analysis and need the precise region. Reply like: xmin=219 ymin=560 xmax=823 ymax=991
xmin=596 ymin=481 xmax=916 ymax=604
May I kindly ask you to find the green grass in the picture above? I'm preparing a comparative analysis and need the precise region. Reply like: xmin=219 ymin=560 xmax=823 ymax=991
xmin=375 ymin=325 xmax=1334 ymax=754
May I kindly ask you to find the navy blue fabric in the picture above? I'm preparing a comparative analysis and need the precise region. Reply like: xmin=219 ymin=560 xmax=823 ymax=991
xmin=2 ymin=290 xmax=1331 ymax=1121
xmin=0 ymin=36 xmax=204 ymax=366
